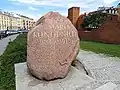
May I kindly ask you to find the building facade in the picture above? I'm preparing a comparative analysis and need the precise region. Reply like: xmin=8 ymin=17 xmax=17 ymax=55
xmin=97 ymin=7 xmax=118 ymax=15
xmin=18 ymin=15 xmax=35 ymax=30
xmin=0 ymin=10 xmax=35 ymax=31
xmin=0 ymin=11 xmax=20 ymax=30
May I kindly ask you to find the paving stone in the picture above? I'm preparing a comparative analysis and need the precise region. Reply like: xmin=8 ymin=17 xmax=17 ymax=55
xmin=15 ymin=62 xmax=95 ymax=90
xmin=77 ymin=81 xmax=107 ymax=90
xmin=94 ymin=82 xmax=117 ymax=90
xmin=77 ymin=50 xmax=120 ymax=69
xmin=114 ymin=85 xmax=120 ymax=90
xmin=77 ymin=50 xmax=120 ymax=87
xmin=75 ymin=80 xmax=118 ymax=90
xmin=90 ymin=66 xmax=120 ymax=81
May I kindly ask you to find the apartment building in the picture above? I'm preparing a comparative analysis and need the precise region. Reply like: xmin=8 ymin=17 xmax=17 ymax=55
xmin=0 ymin=11 xmax=19 ymax=30
xmin=18 ymin=14 xmax=35 ymax=30
xmin=0 ymin=10 xmax=35 ymax=31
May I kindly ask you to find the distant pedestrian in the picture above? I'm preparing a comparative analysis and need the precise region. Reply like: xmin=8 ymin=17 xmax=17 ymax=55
xmin=5 ymin=27 xmax=9 ymax=37
xmin=0 ymin=34 xmax=1 ymax=40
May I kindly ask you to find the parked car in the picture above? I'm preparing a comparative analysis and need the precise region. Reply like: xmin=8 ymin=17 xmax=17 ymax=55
xmin=17 ymin=29 xmax=28 ymax=33
xmin=0 ymin=30 xmax=19 ymax=40
xmin=0 ymin=32 xmax=2 ymax=39
xmin=6 ymin=30 xmax=18 ymax=35
xmin=0 ymin=30 xmax=7 ymax=39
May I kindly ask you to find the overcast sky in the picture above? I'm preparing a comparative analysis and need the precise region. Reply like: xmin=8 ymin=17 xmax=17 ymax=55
xmin=0 ymin=0 xmax=120 ymax=21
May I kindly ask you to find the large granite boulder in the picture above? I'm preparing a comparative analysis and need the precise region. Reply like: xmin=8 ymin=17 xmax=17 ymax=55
xmin=27 ymin=12 xmax=80 ymax=80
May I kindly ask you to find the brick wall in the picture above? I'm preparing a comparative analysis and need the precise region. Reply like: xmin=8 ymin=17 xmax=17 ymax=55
xmin=76 ymin=14 xmax=86 ymax=30
xmin=78 ymin=15 xmax=120 ymax=44
xmin=68 ymin=7 xmax=80 ymax=28
xmin=67 ymin=7 xmax=120 ymax=44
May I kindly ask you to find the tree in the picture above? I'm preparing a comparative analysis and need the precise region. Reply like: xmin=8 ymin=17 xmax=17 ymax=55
xmin=82 ymin=12 xmax=107 ymax=30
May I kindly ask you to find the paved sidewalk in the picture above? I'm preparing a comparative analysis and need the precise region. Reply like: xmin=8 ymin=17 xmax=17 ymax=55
xmin=77 ymin=50 xmax=120 ymax=87
xmin=0 ymin=34 xmax=18 ymax=55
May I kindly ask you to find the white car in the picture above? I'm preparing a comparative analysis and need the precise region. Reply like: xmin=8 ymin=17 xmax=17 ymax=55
xmin=6 ymin=30 xmax=18 ymax=35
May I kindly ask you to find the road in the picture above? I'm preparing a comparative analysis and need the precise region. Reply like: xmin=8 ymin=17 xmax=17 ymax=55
xmin=0 ymin=34 xmax=19 ymax=55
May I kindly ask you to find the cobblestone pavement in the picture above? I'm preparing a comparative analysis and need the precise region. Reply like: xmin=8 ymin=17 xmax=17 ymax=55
xmin=0 ymin=34 xmax=18 ymax=55
xmin=76 ymin=50 xmax=120 ymax=90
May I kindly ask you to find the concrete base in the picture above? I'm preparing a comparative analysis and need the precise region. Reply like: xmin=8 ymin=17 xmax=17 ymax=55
xmin=15 ymin=62 xmax=95 ymax=90
xmin=94 ymin=82 xmax=117 ymax=90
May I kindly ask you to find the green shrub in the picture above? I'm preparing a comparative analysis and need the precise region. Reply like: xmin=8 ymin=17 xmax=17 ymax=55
xmin=0 ymin=34 xmax=27 ymax=90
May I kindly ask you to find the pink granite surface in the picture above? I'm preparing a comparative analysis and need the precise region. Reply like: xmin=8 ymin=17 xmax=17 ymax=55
xmin=27 ymin=12 xmax=80 ymax=80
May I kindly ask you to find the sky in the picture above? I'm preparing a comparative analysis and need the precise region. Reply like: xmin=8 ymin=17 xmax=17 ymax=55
xmin=0 ymin=0 xmax=120 ymax=21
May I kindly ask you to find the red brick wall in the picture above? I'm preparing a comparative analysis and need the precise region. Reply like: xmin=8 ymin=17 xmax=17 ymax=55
xmin=76 ymin=14 xmax=86 ymax=30
xmin=78 ymin=15 xmax=120 ymax=44
xmin=78 ymin=30 xmax=100 ymax=41
xmin=68 ymin=7 xmax=80 ymax=28
xmin=67 ymin=7 xmax=120 ymax=44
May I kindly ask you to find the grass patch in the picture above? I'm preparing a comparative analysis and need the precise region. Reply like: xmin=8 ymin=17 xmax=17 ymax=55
xmin=0 ymin=34 xmax=27 ymax=90
xmin=80 ymin=41 xmax=120 ymax=57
